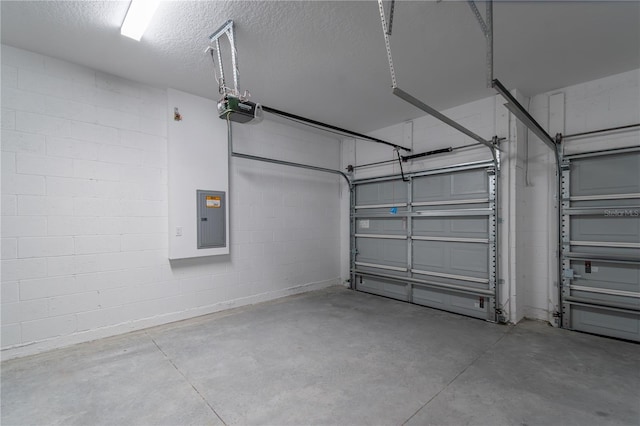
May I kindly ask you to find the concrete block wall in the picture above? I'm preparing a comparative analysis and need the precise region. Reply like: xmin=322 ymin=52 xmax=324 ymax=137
xmin=1 ymin=45 xmax=342 ymax=358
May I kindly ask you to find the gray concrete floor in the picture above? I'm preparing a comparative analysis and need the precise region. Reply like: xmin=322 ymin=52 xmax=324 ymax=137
xmin=2 ymin=286 xmax=639 ymax=426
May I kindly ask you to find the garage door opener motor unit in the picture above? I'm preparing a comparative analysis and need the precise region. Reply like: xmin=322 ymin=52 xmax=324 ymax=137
xmin=217 ymin=94 xmax=262 ymax=124
xmin=206 ymin=19 xmax=263 ymax=124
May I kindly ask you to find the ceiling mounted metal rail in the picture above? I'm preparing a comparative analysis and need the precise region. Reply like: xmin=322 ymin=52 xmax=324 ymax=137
xmin=225 ymin=117 xmax=351 ymax=186
xmin=261 ymin=105 xmax=411 ymax=152
xmin=376 ymin=0 xmax=498 ymax=165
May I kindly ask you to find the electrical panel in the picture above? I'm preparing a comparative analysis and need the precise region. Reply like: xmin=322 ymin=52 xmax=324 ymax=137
xmin=196 ymin=190 xmax=226 ymax=249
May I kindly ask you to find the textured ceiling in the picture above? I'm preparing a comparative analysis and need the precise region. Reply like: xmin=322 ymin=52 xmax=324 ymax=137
xmin=2 ymin=1 xmax=639 ymax=133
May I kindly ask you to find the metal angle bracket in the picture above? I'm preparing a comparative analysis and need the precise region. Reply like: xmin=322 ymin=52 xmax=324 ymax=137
xmin=493 ymin=78 xmax=557 ymax=151
xmin=392 ymin=87 xmax=498 ymax=164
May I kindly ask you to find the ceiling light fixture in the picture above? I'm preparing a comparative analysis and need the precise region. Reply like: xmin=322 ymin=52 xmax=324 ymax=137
xmin=120 ymin=0 xmax=160 ymax=41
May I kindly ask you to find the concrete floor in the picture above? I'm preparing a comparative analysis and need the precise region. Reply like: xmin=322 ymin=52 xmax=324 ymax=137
xmin=2 ymin=287 xmax=639 ymax=426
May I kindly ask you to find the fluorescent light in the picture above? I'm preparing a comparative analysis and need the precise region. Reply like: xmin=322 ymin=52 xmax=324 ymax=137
xmin=121 ymin=0 xmax=160 ymax=41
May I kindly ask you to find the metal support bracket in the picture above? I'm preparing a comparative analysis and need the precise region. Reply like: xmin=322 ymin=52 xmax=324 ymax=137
xmin=466 ymin=2 xmax=558 ymax=156
xmin=492 ymin=79 xmax=557 ymax=151
xmin=467 ymin=0 xmax=493 ymax=87
xmin=376 ymin=1 xmax=498 ymax=166
xmin=384 ymin=0 xmax=396 ymax=35
xmin=393 ymin=87 xmax=498 ymax=164
xmin=208 ymin=20 xmax=241 ymax=96
xmin=377 ymin=0 xmax=397 ymax=88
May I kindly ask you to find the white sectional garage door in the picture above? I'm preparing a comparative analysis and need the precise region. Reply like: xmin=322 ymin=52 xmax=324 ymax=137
xmin=561 ymin=148 xmax=640 ymax=341
xmin=351 ymin=162 xmax=499 ymax=322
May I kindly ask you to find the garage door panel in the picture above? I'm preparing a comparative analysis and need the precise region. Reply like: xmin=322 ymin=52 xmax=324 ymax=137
xmin=356 ymin=207 xmax=409 ymax=215
xmin=413 ymin=217 xmax=488 ymax=238
xmin=413 ymin=217 xmax=446 ymax=233
xmin=412 ymin=175 xmax=447 ymax=200
xmin=570 ymin=217 xmax=639 ymax=243
xmin=356 ymin=218 xmax=406 ymax=235
xmin=356 ymin=277 xmax=407 ymax=301
xmin=568 ymin=246 xmax=640 ymax=258
xmin=562 ymin=149 xmax=640 ymax=341
xmin=450 ymin=217 xmax=489 ymax=234
xmin=413 ymin=203 xmax=490 ymax=211
xmin=571 ymin=290 xmax=640 ymax=307
xmin=412 ymin=243 xmax=444 ymax=269
xmin=450 ymin=170 xmax=489 ymax=196
xmin=570 ymin=306 xmax=640 ymax=341
xmin=356 ymin=238 xmax=407 ymax=269
xmin=356 ymin=180 xmax=408 ymax=205
xmin=571 ymin=155 xmax=640 ymax=196
xmin=413 ymin=241 xmax=488 ymax=279
xmin=413 ymin=169 xmax=488 ymax=202
xmin=413 ymin=285 xmax=488 ymax=319
xmin=411 ymin=271 xmax=490 ymax=291
xmin=571 ymin=261 xmax=640 ymax=290
xmin=571 ymin=199 xmax=639 ymax=208
xmin=451 ymin=247 xmax=488 ymax=274
xmin=355 ymin=265 xmax=408 ymax=279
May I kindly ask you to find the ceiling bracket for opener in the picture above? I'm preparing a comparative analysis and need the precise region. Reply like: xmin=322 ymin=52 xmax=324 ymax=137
xmin=206 ymin=20 xmax=263 ymax=124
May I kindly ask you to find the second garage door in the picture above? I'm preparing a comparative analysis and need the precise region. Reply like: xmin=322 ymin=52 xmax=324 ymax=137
xmin=561 ymin=148 xmax=640 ymax=341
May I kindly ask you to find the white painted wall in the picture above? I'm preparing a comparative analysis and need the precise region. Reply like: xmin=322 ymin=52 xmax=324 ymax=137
xmin=520 ymin=68 xmax=640 ymax=322
xmin=1 ymin=45 xmax=342 ymax=358
xmin=167 ymin=89 xmax=229 ymax=259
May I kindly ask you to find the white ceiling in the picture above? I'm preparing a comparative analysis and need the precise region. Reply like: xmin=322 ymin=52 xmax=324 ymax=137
xmin=2 ymin=1 xmax=639 ymax=133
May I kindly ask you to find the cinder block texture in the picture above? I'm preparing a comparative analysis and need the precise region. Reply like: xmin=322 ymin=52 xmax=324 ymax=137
xmin=1 ymin=45 xmax=341 ymax=355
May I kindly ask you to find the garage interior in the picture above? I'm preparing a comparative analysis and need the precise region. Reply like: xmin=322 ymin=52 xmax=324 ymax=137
xmin=1 ymin=1 xmax=639 ymax=425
